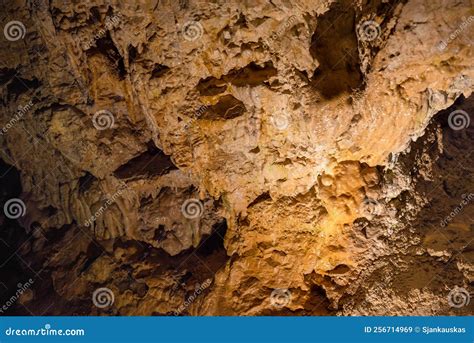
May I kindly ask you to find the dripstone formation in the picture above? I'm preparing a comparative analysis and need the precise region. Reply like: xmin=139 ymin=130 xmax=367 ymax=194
xmin=0 ymin=0 xmax=472 ymax=315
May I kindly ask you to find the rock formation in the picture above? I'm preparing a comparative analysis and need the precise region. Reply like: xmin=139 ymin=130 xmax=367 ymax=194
xmin=0 ymin=0 xmax=472 ymax=315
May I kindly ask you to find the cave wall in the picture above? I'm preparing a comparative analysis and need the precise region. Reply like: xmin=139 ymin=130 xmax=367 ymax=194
xmin=0 ymin=0 xmax=473 ymax=315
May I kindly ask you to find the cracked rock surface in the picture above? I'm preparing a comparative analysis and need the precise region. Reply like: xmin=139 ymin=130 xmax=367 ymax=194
xmin=0 ymin=0 xmax=473 ymax=315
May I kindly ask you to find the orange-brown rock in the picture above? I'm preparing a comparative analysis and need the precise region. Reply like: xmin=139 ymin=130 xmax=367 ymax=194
xmin=0 ymin=0 xmax=472 ymax=316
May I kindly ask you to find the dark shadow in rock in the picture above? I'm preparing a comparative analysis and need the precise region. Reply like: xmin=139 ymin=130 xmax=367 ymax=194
xmin=78 ymin=171 xmax=97 ymax=192
xmin=113 ymin=141 xmax=178 ymax=180
xmin=151 ymin=64 xmax=170 ymax=79
xmin=386 ymin=95 xmax=473 ymax=312
xmin=0 ymin=158 xmax=34 ymax=315
xmin=408 ymin=95 xmax=473 ymax=254
xmin=309 ymin=0 xmax=362 ymax=99
xmin=6 ymin=77 xmax=41 ymax=100
xmin=196 ymin=61 xmax=277 ymax=96
xmin=195 ymin=220 xmax=227 ymax=258
xmin=199 ymin=94 xmax=246 ymax=120
xmin=87 ymin=32 xmax=126 ymax=80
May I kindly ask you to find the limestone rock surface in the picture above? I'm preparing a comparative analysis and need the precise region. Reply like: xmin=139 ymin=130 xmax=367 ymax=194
xmin=0 ymin=0 xmax=473 ymax=315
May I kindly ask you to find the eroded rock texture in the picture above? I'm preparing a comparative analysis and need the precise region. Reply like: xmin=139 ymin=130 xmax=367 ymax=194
xmin=0 ymin=0 xmax=473 ymax=315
